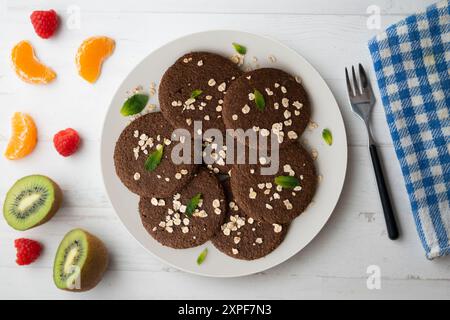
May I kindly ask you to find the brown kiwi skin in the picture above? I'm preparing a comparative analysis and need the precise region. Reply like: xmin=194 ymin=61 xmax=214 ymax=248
xmin=61 ymin=229 xmax=109 ymax=292
xmin=32 ymin=177 xmax=63 ymax=229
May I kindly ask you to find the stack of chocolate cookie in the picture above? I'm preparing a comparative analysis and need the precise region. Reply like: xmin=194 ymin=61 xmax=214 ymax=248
xmin=114 ymin=51 xmax=317 ymax=260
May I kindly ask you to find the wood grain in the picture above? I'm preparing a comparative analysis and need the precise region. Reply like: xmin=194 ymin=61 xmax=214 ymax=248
xmin=3 ymin=0 xmax=435 ymax=15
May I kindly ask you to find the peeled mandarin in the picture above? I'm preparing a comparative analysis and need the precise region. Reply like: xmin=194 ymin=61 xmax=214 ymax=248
xmin=76 ymin=36 xmax=115 ymax=83
xmin=5 ymin=112 xmax=38 ymax=160
xmin=11 ymin=41 xmax=56 ymax=84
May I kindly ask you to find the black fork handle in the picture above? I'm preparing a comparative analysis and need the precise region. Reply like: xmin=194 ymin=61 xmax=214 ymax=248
xmin=369 ymin=144 xmax=399 ymax=240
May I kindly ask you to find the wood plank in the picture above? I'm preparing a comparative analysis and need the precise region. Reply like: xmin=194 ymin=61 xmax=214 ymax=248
xmin=1 ymin=146 xmax=449 ymax=283
xmin=0 ymin=143 xmax=404 ymax=207
xmin=0 ymin=13 xmax=405 ymax=146
xmin=3 ymin=0 xmax=436 ymax=15
xmin=0 ymin=12 xmax=420 ymax=83
xmin=0 ymin=268 xmax=449 ymax=299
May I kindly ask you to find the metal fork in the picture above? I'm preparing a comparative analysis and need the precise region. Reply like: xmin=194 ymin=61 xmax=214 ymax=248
xmin=345 ymin=64 xmax=399 ymax=240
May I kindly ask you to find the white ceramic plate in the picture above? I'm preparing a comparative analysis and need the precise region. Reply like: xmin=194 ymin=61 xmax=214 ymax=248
xmin=101 ymin=30 xmax=347 ymax=277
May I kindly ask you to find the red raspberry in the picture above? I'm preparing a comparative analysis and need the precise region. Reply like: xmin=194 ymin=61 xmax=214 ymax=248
xmin=15 ymin=238 xmax=42 ymax=266
xmin=53 ymin=128 xmax=81 ymax=157
xmin=30 ymin=9 xmax=59 ymax=39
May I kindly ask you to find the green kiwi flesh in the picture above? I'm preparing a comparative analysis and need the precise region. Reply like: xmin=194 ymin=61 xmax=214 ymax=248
xmin=53 ymin=229 xmax=109 ymax=292
xmin=3 ymin=175 xmax=62 ymax=231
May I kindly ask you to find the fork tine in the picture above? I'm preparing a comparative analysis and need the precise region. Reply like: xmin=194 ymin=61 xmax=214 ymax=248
xmin=359 ymin=63 xmax=368 ymax=89
xmin=345 ymin=67 xmax=354 ymax=96
xmin=352 ymin=65 xmax=360 ymax=95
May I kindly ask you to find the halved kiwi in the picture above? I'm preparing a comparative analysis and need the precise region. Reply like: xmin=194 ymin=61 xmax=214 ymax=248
xmin=53 ymin=229 xmax=109 ymax=292
xmin=3 ymin=175 xmax=62 ymax=231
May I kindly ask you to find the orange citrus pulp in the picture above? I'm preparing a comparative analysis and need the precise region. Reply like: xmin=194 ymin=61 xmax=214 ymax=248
xmin=11 ymin=41 xmax=56 ymax=84
xmin=5 ymin=112 xmax=38 ymax=160
xmin=76 ymin=36 xmax=115 ymax=83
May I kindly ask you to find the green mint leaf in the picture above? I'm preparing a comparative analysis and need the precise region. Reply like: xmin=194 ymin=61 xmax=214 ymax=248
xmin=197 ymin=248 xmax=208 ymax=265
xmin=254 ymin=89 xmax=265 ymax=111
xmin=120 ymin=93 xmax=149 ymax=116
xmin=190 ymin=89 xmax=203 ymax=99
xmin=322 ymin=128 xmax=333 ymax=146
xmin=144 ymin=145 xmax=164 ymax=172
xmin=274 ymin=176 xmax=299 ymax=189
xmin=232 ymin=42 xmax=247 ymax=55
xmin=186 ymin=193 xmax=202 ymax=217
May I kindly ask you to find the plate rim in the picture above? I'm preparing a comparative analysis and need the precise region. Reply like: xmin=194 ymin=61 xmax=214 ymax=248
xmin=100 ymin=29 xmax=348 ymax=278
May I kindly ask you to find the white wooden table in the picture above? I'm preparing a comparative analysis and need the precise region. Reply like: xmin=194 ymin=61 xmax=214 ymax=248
xmin=1 ymin=0 xmax=449 ymax=300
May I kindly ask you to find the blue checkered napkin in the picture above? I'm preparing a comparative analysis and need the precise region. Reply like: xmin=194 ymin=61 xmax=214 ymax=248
xmin=368 ymin=0 xmax=450 ymax=259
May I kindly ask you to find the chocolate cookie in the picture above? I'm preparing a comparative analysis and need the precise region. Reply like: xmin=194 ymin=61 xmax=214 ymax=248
xmin=230 ymin=143 xmax=317 ymax=224
xmin=139 ymin=169 xmax=226 ymax=249
xmin=212 ymin=180 xmax=288 ymax=260
xmin=222 ymin=68 xmax=311 ymax=149
xmin=159 ymin=52 xmax=242 ymax=136
xmin=114 ymin=112 xmax=196 ymax=198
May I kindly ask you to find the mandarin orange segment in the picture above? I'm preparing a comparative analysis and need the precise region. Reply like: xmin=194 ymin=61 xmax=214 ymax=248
xmin=76 ymin=36 xmax=115 ymax=83
xmin=5 ymin=112 xmax=38 ymax=160
xmin=11 ymin=41 xmax=56 ymax=84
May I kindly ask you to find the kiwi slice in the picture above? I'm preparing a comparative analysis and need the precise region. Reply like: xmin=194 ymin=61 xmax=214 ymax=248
xmin=3 ymin=175 xmax=62 ymax=231
xmin=53 ymin=229 xmax=109 ymax=292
